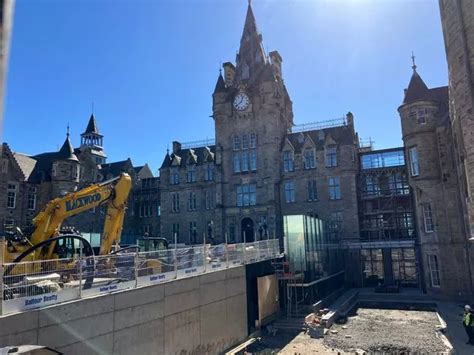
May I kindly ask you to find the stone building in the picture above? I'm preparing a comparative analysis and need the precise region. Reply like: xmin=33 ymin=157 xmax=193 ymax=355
xmin=159 ymin=3 xmax=361 ymax=248
xmin=0 ymin=115 xmax=160 ymax=244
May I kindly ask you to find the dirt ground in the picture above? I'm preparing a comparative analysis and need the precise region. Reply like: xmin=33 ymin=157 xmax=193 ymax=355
xmin=248 ymin=308 xmax=451 ymax=354
xmin=323 ymin=308 xmax=450 ymax=353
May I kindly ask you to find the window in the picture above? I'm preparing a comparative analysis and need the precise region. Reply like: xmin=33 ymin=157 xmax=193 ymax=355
xmin=250 ymin=150 xmax=257 ymax=171
xmin=187 ymin=165 xmax=196 ymax=183
xmin=389 ymin=173 xmax=409 ymax=195
xmin=365 ymin=176 xmax=380 ymax=197
xmin=409 ymin=147 xmax=419 ymax=177
xmin=307 ymin=180 xmax=317 ymax=201
xmin=242 ymin=134 xmax=249 ymax=149
xmin=171 ymin=193 xmax=180 ymax=212
xmin=233 ymin=154 xmax=241 ymax=173
xmin=241 ymin=152 xmax=249 ymax=172
xmin=157 ymin=204 xmax=161 ymax=216
xmin=27 ymin=186 xmax=37 ymax=210
xmin=188 ymin=192 xmax=197 ymax=211
xmin=1 ymin=159 xmax=8 ymax=173
xmin=325 ymin=146 xmax=337 ymax=167
xmin=304 ymin=149 xmax=315 ymax=169
xmin=427 ymin=254 xmax=440 ymax=287
xmin=233 ymin=136 xmax=241 ymax=151
xmin=7 ymin=183 xmax=17 ymax=209
xmin=170 ymin=168 xmax=179 ymax=185
xmin=421 ymin=203 xmax=434 ymax=233
xmin=250 ymin=133 xmax=257 ymax=148
xmin=172 ymin=223 xmax=180 ymax=242
xmin=189 ymin=221 xmax=197 ymax=244
xmin=205 ymin=190 xmax=215 ymax=210
xmin=205 ymin=163 xmax=214 ymax=181
xmin=329 ymin=177 xmax=341 ymax=200
xmin=284 ymin=181 xmax=295 ymax=203
xmin=417 ymin=108 xmax=428 ymax=124
xmin=139 ymin=202 xmax=152 ymax=217
xmin=237 ymin=184 xmax=256 ymax=206
xmin=283 ymin=150 xmax=294 ymax=172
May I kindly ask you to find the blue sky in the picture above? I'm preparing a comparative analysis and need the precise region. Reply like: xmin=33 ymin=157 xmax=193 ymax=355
xmin=3 ymin=0 xmax=447 ymax=174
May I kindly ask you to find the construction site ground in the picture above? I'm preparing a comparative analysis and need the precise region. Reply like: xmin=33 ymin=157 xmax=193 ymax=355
xmin=246 ymin=308 xmax=452 ymax=354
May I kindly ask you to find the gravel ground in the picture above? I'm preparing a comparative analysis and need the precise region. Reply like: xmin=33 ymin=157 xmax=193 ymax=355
xmin=323 ymin=308 xmax=450 ymax=354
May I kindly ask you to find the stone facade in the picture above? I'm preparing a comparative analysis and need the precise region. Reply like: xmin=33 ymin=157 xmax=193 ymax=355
xmin=159 ymin=4 xmax=361 ymax=246
xmin=398 ymin=61 xmax=473 ymax=299
xmin=0 ymin=115 xmax=160 ymax=243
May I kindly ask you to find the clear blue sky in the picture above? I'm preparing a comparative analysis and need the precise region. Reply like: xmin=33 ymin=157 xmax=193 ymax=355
xmin=3 ymin=0 xmax=447 ymax=174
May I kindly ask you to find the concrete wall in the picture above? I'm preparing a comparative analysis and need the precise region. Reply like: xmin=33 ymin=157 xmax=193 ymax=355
xmin=0 ymin=266 xmax=248 ymax=354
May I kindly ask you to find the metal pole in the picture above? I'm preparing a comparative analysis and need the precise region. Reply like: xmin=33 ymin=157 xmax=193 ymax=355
xmin=224 ymin=232 xmax=229 ymax=268
xmin=203 ymin=232 xmax=207 ymax=273
xmin=0 ymin=237 xmax=4 ymax=315
xmin=79 ymin=246 xmax=83 ymax=299
xmin=174 ymin=233 xmax=178 ymax=279
xmin=243 ymin=231 xmax=247 ymax=264
xmin=134 ymin=249 xmax=139 ymax=288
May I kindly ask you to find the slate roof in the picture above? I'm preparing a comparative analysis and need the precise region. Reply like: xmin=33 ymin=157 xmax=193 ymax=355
xmin=13 ymin=153 xmax=37 ymax=180
xmin=57 ymin=135 xmax=79 ymax=162
xmin=403 ymin=70 xmax=449 ymax=105
xmin=285 ymin=125 xmax=355 ymax=154
xmin=83 ymin=114 xmax=101 ymax=135
xmin=100 ymin=159 xmax=133 ymax=178
xmin=160 ymin=146 xmax=216 ymax=169
xmin=214 ymin=73 xmax=226 ymax=94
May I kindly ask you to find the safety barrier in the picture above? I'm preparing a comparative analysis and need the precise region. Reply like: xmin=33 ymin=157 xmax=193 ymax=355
xmin=1 ymin=239 xmax=280 ymax=315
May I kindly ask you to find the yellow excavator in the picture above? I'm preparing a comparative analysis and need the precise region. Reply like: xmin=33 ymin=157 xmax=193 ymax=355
xmin=3 ymin=172 xmax=132 ymax=267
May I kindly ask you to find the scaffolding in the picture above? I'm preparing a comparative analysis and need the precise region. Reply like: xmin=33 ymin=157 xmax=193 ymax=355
xmin=356 ymin=147 xmax=421 ymax=288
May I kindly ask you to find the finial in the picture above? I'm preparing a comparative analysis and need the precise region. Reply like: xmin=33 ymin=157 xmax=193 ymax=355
xmin=66 ymin=123 xmax=70 ymax=137
xmin=248 ymin=0 xmax=251 ymax=5
xmin=411 ymin=51 xmax=417 ymax=71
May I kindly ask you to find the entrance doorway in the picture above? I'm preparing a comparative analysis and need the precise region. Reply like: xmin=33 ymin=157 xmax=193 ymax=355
xmin=241 ymin=218 xmax=255 ymax=242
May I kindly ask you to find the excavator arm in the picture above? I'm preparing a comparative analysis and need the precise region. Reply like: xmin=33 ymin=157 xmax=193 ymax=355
xmin=28 ymin=173 xmax=132 ymax=260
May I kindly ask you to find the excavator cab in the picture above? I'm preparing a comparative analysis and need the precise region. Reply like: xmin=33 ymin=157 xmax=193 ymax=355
xmin=137 ymin=237 xmax=168 ymax=252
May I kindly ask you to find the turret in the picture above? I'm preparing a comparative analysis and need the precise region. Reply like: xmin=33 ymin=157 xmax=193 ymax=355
xmin=52 ymin=131 xmax=80 ymax=183
xmin=80 ymin=113 xmax=107 ymax=165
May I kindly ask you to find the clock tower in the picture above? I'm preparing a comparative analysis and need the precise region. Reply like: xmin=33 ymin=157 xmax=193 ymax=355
xmin=212 ymin=2 xmax=293 ymax=242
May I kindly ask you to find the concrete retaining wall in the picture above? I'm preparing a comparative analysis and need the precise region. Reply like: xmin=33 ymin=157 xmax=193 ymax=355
xmin=0 ymin=266 xmax=248 ymax=354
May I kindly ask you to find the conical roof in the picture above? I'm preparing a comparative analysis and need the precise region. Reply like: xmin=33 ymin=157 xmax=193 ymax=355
xmin=403 ymin=70 xmax=430 ymax=104
xmin=58 ymin=135 xmax=79 ymax=162
xmin=83 ymin=114 xmax=100 ymax=135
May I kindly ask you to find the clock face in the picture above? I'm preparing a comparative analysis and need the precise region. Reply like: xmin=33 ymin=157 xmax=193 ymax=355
xmin=233 ymin=93 xmax=250 ymax=111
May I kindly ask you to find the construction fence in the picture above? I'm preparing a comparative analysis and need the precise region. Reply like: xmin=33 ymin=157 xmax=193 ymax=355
xmin=1 ymin=239 xmax=280 ymax=315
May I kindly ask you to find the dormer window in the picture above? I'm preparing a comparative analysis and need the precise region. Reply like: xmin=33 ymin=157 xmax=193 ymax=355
xmin=186 ymin=165 xmax=196 ymax=183
xmin=325 ymin=146 xmax=338 ymax=167
xmin=170 ymin=168 xmax=179 ymax=185
xmin=283 ymin=150 xmax=294 ymax=172
xmin=205 ymin=163 xmax=214 ymax=181
xmin=304 ymin=149 xmax=316 ymax=169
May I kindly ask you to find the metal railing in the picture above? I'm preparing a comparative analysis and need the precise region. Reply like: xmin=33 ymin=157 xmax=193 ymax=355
xmin=1 ymin=239 xmax=280 ymax=315
xmin=290 ymin=117 xmax=347 ymax=133
xmin=180 ymin=138 xmax=216 ymax=149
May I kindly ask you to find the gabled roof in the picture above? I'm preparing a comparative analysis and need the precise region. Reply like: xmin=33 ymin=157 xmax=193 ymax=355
xmin=160 ymin=145 xmax=216 ymax=169
xmin=13 ymin=153 xmax=37 ymax=181
xmin=285 ymin=125 xmax=356 ymax=154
